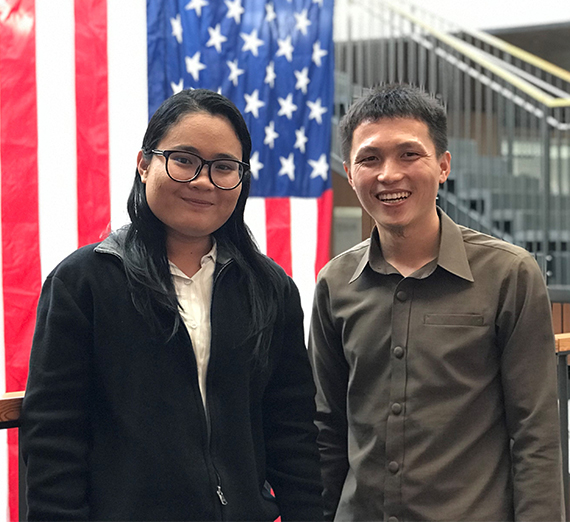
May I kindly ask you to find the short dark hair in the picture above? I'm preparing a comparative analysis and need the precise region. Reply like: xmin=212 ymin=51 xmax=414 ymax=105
xmin=339 ymin=83 xmax=448 ymax=163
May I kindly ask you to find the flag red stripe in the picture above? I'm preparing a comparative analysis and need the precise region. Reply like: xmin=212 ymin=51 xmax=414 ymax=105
xmin=75 ymin=0 xmax=111 ymax=246
xmin=0 ymin=1 xmax=42 ymax=519
xmin=265 ymin=198 xmax=293 ymax=276
xmin=315 ymin=188 xmax=333 ymax=277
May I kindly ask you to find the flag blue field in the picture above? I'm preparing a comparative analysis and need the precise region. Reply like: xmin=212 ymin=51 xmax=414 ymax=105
xmin=147 ymin=0 xmax=334 ymax=199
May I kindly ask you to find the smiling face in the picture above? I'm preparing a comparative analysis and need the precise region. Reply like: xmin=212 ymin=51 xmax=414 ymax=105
xmin=138 ymin=111 xmax=243 ymax=249
xmin=345 ymin=117 xmax=450 ymax=237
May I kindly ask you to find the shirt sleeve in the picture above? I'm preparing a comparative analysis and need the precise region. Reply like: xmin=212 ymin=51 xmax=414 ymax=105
xmin=497 ymin=253 xmax=564 ymax=522
xmin=19 ymin=275 xmax=93 ymax=521
xmin=263 ymin=276 xmax=324 ymax=522
xmin=308 ymin=273 xmax=350 ymax=521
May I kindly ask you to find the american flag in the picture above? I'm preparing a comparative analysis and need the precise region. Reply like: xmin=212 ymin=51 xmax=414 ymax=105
xmin=0 ymin=0 xmax=333 ymax=519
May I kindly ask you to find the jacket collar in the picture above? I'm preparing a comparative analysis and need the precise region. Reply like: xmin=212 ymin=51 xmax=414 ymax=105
xmin=350 ymin=208 xmax=474 ymax=283
xmin=95 ymin=226 xmax=234 ymax=268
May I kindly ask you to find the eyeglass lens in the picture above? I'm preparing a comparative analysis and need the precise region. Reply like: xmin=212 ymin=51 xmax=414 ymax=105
xmin=167 ymin=151 xmax=243 ymax=188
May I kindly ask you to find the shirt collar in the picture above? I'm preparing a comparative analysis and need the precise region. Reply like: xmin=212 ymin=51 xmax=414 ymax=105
xmin=350 ymin=208 xmax=474 ymax=283
xmin=169 ymin=241 xmax=217 ymax=280
xmin=437 ymin=209 xmax=474 ymax=282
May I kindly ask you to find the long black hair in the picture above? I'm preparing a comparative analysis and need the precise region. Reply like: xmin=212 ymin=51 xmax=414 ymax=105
xmin=123 ymin=89 xmax=280 ymax=362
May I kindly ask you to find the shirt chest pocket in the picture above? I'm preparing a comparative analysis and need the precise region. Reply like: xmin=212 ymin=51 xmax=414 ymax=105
xmin=424 ymin=313 xmax=485 ymax=326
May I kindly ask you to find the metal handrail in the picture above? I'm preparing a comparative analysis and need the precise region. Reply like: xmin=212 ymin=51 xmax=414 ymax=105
xmin=382 ymin=0 xmax=570 ymax=84
xmin=351 ymin=0 xmax=570 ymax=108
xmin=459 ymin=28 xmax=570 ymax=84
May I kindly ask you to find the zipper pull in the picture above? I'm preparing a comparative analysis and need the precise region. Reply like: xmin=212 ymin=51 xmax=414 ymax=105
xmin=216 ymin=485 xmax=228 ymax=506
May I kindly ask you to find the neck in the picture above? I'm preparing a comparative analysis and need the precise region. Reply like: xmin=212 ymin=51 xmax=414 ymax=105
xmin=377 ymin=212 xmax=441 ymax=277
xmin=166 ymin=233 xmax=213 ymax=278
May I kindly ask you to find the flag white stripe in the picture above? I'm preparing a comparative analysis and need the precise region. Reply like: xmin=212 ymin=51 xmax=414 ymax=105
xmin=107 ymin=0 xmax=148 ymax=231
xmin=244 ymin=197 xmax=267 ymax=254
xmin=36 ymin=0 xmax=77 ymax=280
xmin=291 ymin=197 xmax=318 ymax=336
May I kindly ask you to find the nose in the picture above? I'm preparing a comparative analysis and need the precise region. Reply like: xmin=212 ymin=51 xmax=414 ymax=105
xmin=376 ymin=158 xmax=403 ymax=184
xmin=191 ymin=163 xmax=215 ymax=188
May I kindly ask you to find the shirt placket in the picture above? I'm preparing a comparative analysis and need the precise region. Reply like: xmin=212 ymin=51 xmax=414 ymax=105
xmin=383 ymin=278 xmax=413 ymax=522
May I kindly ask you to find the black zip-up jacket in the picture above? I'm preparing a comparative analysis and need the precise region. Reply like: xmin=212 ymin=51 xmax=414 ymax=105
xmin=20 ymin=231 xmax=323 ymax=521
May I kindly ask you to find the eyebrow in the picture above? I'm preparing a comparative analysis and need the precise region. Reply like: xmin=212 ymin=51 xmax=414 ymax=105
xmin=355 ymin=140 xmax=427 ymax=156
xmin=168 ymin=145 xmax=241 ymax=161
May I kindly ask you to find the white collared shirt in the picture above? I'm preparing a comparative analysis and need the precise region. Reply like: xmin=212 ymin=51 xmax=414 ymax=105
xmin=169 ymin=243 xmax=217 ymax=409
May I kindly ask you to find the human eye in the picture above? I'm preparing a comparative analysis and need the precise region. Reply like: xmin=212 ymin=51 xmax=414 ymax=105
xmin=356 ymin=155 xmax=377 ymax=164
xmin=213 ymin=159 xmax=239 ymax=173
xmin=170 ymin=152 xmax=198 ymax=168
xmin=401 ymin=150 xmax=423 ymax=160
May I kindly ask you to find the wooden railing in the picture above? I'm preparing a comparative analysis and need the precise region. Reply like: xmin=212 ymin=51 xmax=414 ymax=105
xmin=0 ymin=390 xmax=24 ymax=430
xmin=555 ymin=333 xmax=570 ymax=520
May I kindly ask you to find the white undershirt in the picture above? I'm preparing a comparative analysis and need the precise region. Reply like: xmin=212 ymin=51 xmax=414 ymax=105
xmin=169 ymin=243 xmax=217 ymax=409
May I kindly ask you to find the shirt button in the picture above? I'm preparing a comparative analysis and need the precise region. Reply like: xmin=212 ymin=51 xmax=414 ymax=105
xmin=388 ymin=517 xmax=399 ymax=522
xmin=396 ymin=290 xmax=408 ymax=302
xmin=391 ymin=403 xmax=402 ymax=415
xmin=189 ymin=321 xmax=198 ymax=329
xmin=388 ymin=461 xmax=399 ymax=473
xmin=393 ymin=346 xmax=405 ymax=359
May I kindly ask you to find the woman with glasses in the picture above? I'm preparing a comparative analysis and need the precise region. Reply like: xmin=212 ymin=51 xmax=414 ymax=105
xmin=20 ymin=89 xmax=323 ymax=522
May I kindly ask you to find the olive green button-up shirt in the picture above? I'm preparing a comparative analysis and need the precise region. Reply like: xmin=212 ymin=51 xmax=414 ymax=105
xmin=309 ymin=210 xmax=563 ymax=522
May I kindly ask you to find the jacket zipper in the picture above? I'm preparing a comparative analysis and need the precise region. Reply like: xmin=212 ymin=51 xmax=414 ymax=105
xmin=175 ymin=259 xmax=232 ymax=519
xmin=215 ymin=472 xmax=228 ymax=506
xmin=207 ymin=260 xmax=233 ymax=515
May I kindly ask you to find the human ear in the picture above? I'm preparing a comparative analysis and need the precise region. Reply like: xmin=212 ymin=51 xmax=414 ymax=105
xmin=137 ymin=150 xmax=150 ymax=184
xmin=344 ymin=162 xmax=356 ymax=191
xmin=438 ymin=151 xmax=451 ymax=184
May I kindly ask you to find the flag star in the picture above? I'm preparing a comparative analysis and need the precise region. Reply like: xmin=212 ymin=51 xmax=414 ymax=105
xmin=244 ymin=89 xmax=265 ymax=119
xmin=277 ymin=93 xmax=298 ymax=120
xmin=308 ymin=153 xmax=329 ymax=180
xmin=185 ymin=52 xmax=207 ymax=81
xmin=312 ymin=40 xmax=328 ymax=66
xmin=276 ymin=36 xmax=294 ymax=62
xmin=206 ymin=24 xmax=227 ymax=53
xmin=307 ymin=98 xmax=328 ymax=124
xmin=265 ymin=3 xmax=276 ymax=23
xmin=227 ymin=59 xmax=245 ymax=86
xmin=185 ymin=0 xmax=209 ymax=16
xmin=171 ymin=79 xmax=184 ymax=94
xmin=249 ymin=151 xmax=264 ymax=180
xmin=294 ymin=67 xmax=311 ymax=94
xmin=225 ymin=0 xmax=245 ymax=24
xmin=265 ymin=61 xmax=277 ymax=88
xmin=294 ymin=9 xmax=311 ymax=35
xmin=264 ymin=121 xmax=279 ymax=149
xmin=241 ymin=29 xmax=264 ymax=57
xmin=294 ymin=127 xmax=308 ymax=153
xmin=170 ymin=14 xmax=183 ymax=44
xmin=279 ymin=153 xmax=296 ymax=182
xmin=313 ymin=0 xmax=324 ymax=6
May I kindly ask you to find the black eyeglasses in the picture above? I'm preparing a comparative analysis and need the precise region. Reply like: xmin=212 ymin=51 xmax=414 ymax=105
xmin=149 ymin=149 xmax=248 ymax=190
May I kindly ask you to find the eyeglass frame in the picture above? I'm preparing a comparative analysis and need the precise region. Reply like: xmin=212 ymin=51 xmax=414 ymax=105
xmin=147 ymin=149 xmax=249 ymax=190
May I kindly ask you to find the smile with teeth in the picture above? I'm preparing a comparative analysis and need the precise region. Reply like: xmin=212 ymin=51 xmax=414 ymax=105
xmin=378 ymin=191 xmax=411 ymax=203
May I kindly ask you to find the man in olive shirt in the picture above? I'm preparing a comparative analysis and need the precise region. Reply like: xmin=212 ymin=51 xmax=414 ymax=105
xmin=309 ymin=84 xmax=564 ymax=521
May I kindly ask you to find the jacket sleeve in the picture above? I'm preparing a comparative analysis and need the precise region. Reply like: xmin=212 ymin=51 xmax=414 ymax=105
xmin=308 ymin=273 xmax=350 ymax=521
xmin=262 ymin=276 xmax=324 ymax=522
xmin=497 ymin=254 xmax=564 ymax=521
xmin=19 ymin=274 xmax=93 ymax=521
